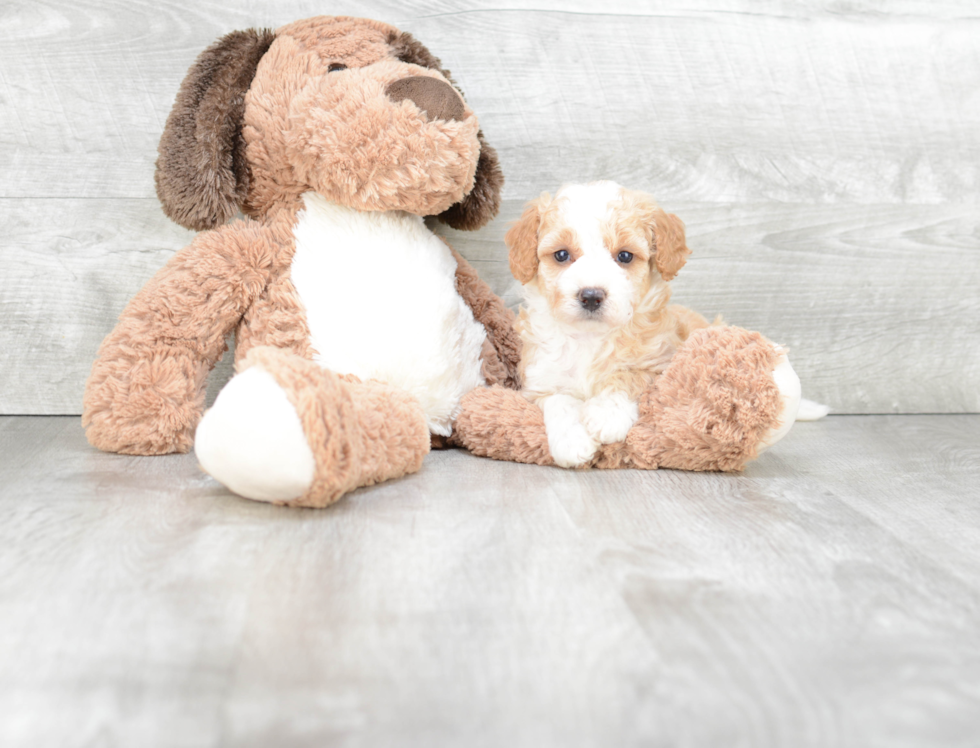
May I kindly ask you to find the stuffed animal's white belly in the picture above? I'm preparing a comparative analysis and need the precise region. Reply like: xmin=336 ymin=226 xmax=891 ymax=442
xmin=289 ymin=193 xmax=487 ymax=436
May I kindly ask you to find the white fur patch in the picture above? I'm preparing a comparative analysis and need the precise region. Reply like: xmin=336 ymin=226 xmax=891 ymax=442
xmin=195 ymin=367 xmax=315 ymax=502
xmin=521 ymin=283 xmax=610 ymax=401
xmin=581 ymin=390 xmax=639 ymax=444
xmin=290 ymin=194 xmax=487 ymax=436
xmin=541 ymin=394 xmax=599 ymax=468
xmin=557 ymin=181 xmax=622 ymax=231
xmin=549 ymin=181 xmax=635 ymax=327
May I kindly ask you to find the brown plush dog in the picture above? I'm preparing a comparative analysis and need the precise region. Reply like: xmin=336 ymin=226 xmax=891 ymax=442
xmin=83 ymin=16 xmax=520 ymax=507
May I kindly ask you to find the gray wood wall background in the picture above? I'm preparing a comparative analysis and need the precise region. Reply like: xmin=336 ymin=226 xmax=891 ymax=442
xmin=1 ymin=0 xmax=977 ymax=415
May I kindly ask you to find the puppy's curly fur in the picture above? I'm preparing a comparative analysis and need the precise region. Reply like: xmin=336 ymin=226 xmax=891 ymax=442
xmin=452 ymin=181 xmax=798 ymax=473
xmin=506 ymin=181 xmax=709 ymax=467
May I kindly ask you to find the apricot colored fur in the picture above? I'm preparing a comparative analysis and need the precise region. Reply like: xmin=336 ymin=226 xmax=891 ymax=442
xmin=452 ymin=183 xmax=787 ymax=472
xmin=512 ymin=186 xmax=702 ymax=405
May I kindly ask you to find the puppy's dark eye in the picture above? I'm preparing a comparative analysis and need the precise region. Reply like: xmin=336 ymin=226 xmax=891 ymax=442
xmin=553 ymin=249 xmax=570 ymax=263
xmin=617 ymin=250 xmax=634 ymax=264
xmin=328 ymin=63 xmax=348 ymax=72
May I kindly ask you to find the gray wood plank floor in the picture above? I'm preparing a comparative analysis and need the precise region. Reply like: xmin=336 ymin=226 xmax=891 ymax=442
xmin=2 ymin=415 xmax=978 ymax=747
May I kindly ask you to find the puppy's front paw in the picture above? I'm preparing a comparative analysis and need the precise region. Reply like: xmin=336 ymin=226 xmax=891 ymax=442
xmin=539 ymin=393 xmax=599 ymax=468
xmin=581 ymin=391 xmax=639 ymax=444
xmin=548 ymin=424 xmax=599 ymax=468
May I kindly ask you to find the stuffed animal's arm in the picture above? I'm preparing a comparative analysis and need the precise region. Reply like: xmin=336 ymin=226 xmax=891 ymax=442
xmin=455 ymin=326 xmax=797 ymax=472
xmin=447 ymin=245 xmax=523 ymax=389
xmin=82 ymin=221 xmax=280 ymax=455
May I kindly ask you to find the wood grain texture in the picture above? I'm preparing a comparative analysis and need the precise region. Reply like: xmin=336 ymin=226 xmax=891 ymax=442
xmin=2 ymin=0 xmax=978 ymax=414
xmin=0 ymin=198 xmax=234 ymax=414
xmin=5 ymin=197 xmax=973 ymax=414
xmin=440 ymin=198 xmax=980 ymax=413
xmin=1 ymin=0 xmax=977 ymax=201
xmin=1 ymin=414 xmax=978 ymax=746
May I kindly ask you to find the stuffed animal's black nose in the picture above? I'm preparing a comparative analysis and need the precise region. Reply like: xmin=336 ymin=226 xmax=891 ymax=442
xmin=385 ymin=76 xmax=465 ymax=122
xmin=578 ymin=288 xmax=606 ymax=312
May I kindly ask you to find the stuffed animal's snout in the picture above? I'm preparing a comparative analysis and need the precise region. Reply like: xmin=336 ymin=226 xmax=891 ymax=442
xmin=155 ymin=16 xmax=502 ymax=229
xmin=384 ymin=76 xmax=465 ymax=123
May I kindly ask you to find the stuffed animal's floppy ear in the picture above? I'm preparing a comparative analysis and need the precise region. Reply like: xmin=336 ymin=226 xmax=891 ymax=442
xmin=155 ymin=28 xmax=275 ymax=231
xmin=437 ymin=132 xmax=504 ymax=231
xmin=652 ymin=208 xmax=690 ymax=281
xmin=390 ymin=31 xmax=503 ymax=231
xmin=506 ymin=194 xmax=549 ymax=285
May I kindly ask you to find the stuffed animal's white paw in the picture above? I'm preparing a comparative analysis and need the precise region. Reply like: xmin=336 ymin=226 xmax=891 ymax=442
xmin=195 ymin=367 xmax=315 ymax=502
xmin=540 ymin=394 xmax=599 ymax=468
xmin=756 ymin=349 xmax=803 ymax=455
xmin=581 ymin=391 xmax=639 ymax=444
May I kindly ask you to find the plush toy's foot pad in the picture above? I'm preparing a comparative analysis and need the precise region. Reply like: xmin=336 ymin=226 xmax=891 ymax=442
xmin=196 ymin=367 xmax=315 ymax=502
xmin=628 ymin=326 xmax=786 ymax=472
xmin=198 ymin=347 xmax=430 ymax=508
xmin=453 ymin=386 xmax=554 ymax=466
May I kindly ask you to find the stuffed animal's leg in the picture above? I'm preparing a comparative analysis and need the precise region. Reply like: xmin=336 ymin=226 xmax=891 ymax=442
xmin=454 ymin=327 xmax=802 ymax=472
xmin=625 ymin=326 xmax=800 ymax=472
xmin=753 ymin=347 xmax=802 ymax=454
xmin=195 ymin=346 xmax=430 ymax=507
xmin=83 ymin=343 xmax=212 ymax=455
xmin=452 ymin=386 xmax=555 ymax=466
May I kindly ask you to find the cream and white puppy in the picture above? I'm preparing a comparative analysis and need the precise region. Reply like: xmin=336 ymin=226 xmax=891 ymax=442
xmin=506 ymin=181 xmax=819 ymax=469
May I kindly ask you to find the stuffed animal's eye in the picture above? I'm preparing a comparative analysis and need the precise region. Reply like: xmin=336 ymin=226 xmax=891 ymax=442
xmin=553 ymin=249 xmax=570 ymax=263
xmin=617 ymin=250 xmax=634 ymax=264
xmin=328 ymin=63 xmax=348 ymax=72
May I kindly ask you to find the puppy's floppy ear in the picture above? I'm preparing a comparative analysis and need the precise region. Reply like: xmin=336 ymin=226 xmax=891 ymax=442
xmin=651 ymin=208 xmax=690 ymax=281
xmin=389 ymin=31 xmax=504 ymax=231
xmin=506 ymin=194 xmax=549 ymax=284
xmin=155 ymin=28 xmax=275 ymax=231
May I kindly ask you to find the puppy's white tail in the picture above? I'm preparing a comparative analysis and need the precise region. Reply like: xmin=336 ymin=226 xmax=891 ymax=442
xmin=796 ymin=398 xmax=830 ymax=421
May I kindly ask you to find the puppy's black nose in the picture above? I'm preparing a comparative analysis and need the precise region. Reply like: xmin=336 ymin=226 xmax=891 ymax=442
xmin=385 ymin=76 xmax=465 ymax=122
xmin=578 ymin=287 xmax=606 ymax=312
